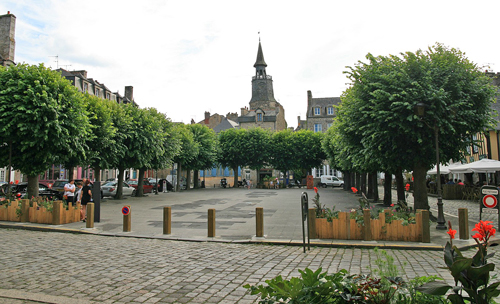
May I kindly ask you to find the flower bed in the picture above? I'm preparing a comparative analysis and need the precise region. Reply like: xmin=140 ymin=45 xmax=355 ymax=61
xmin=315 ymin=210 xmax=425 ymax=242
xmin=0 ymin=198 xmax=81 ymax=225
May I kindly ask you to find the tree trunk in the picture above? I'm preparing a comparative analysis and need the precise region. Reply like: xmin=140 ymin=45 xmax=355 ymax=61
xmin=27 ymin=175 xmax=39 ymax=199
xmin=67 ymin=166 xmax=74 ymax=181
xmin=361 ymin=172 xmax=367 ymax=196
xmin=137 ymin=168 xmax=145 ymax=196
xmin=193 ymin=170 xmax=199 ymax=189
xmin=343 ymin=171 xmax=350 ymax=191
xmin=355 ymin=172 xmax=361 ymax=193
xmin=412 ymin=164 xmax=430 ymax=211
xmin=367 ymin=172 xmax=374 ymax=199
xmin=186 ymin=170 xmax=191 ymax=190
xmin=395 ymin=168 xmax=405 ymax=202
xmin=383 ymin=172 xmax=392 ymax=206
xmin=233 ymin=166 xmax=239 ymax=188
xmin=372 ymin=172 xmax=379 ymax=202
xmin=350 ymin=172 xmax=356 ymax=191
xmin=176 ymin=163 xmax=182 ymax=192
xmin=116 ymin=167 xmax=125 ymax=199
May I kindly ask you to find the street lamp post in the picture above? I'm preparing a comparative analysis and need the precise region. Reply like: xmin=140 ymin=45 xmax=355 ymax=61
xmin=415 ymin=102 xmax=446 ymax=230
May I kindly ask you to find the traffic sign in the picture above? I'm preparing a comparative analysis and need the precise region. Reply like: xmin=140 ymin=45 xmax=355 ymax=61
xmin=122 ymin=205 xmax=130 ymax=216
xmin=483 ymin=195 xmax=498 ymax=208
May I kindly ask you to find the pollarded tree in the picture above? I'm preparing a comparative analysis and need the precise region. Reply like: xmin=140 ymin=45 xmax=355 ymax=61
xmin=242 ymin=128 xmax=271 ymax=184
xmin=110 ymin=101 xmax=133 ymax=199
xmin=218 ymin=128 xmax=249 ymax=188
xmin=0 ymin=63 xmax=90 ymax=198
xmin=292 ymin=130 xmax=326 ymax=179
xmin=185 ymin=124 xmax=218 ymax=189
xmin=342 ymin=43 xmax=497 ymax=210
xmin=270 ymin=129 xmax=296 ymax=185
xmin=172 ymin=123 xmax=199 ymax=191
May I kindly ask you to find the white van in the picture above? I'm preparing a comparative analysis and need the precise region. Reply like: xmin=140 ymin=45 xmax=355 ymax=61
xmin=318 ymin=175 xmax=343 ymax=188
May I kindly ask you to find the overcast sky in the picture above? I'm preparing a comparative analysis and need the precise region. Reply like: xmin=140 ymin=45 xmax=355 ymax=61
xmin=2 ymin=0 xmax=500 ymax=128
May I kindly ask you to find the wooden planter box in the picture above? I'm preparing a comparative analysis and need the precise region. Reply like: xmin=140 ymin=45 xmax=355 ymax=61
xmin=0 ymin=199 xmax=81 ymax=225
xmin=315 ymin=209 xmax=427 ymax=242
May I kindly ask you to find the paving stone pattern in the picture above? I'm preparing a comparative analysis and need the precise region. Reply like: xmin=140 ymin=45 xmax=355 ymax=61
xmin=2 ymin=228 xmax=499 ymax=303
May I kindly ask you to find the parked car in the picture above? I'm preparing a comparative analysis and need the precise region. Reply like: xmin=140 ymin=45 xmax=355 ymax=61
xmin=0 ymin=182 xmax=63 ymax=200
xmin=101 ymin=181 xmax=135 ymax=198
xmin=127 ymin=179 xmax=154 ymax=194
xmin=51 ymin=179 xmax=104 ymax=199
xmin=317 ymin=175 xmax=344 ymax=188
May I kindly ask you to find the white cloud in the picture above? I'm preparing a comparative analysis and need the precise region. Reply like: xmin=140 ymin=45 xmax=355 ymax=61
xmin=1 ymin=0 xmax=500 ymax=127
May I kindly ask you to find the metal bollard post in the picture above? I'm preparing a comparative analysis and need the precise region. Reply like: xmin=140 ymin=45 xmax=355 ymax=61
xmin=208 ymin=209 xmax=216 ymax=237
xmin=163 ymin=206 xmax=171 ymax=235
xmin=256 ymin=207 xmax=264 ymax=237
xmin=86 ymin=203 xmax=94 ymax=228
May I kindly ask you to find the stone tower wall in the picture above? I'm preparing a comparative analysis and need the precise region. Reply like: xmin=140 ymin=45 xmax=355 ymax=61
xmin=0 ymin=12 xmax=16 ymax=65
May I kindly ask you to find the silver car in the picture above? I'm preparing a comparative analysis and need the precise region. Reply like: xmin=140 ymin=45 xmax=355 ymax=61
xmin=101 ymin=182 xmax=135 ymax=198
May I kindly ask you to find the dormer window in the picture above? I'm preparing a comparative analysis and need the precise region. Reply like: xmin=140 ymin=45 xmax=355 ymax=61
xmin=95 ymin=88 xmax=100 ymax=96
xmin=106 ymin=92 xmax=111 ymax=100
xmin=327 ymin=106 xmax=334 ymax=115
xmin=314 ymin=107 xmax=321 ymax=115
xmin=83 ymin=82 xmax=88 ymax=93
xmin=257 ymin=113 xmax=263 ymax=122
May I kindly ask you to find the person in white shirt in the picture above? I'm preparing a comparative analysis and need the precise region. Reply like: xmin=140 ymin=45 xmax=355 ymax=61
xmin=63 ymin=179 xmax=76 ymax=205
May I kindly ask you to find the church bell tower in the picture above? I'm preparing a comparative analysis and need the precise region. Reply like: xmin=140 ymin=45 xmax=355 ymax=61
xmin=249 ymin=40 xmax=277 ymax=110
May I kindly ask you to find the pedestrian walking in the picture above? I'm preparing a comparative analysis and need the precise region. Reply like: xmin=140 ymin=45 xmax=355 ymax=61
xmin=247 ymin=180 xmax=252 ymax=189
xmin=81 ymin=180 xmax=92 ymax=222
xmin=63 ymin=179 xmax=76 ymax=205
xmin=75 ymin=182 xmax=84 ymax=219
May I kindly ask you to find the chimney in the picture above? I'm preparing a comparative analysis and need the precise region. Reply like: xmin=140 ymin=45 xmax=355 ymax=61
xmin=125 ymin=86 xmax=133 ymax=101
xmin=204 ymin=111 xmax=210 ymax=124
xmin=0 ymin=12 xmax=16 ymax=65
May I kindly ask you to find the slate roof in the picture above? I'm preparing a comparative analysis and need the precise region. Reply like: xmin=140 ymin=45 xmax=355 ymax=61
xmin=307 ymin=97 xmax=341 ymax=118
xmin=213 ymin=118 xmax=239 ymax=133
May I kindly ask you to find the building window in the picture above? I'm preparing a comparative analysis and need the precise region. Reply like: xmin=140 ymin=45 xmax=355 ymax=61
xmin=314 ymin=107 xmax=321 ymax=115
xmin=0 ymin=169 xmax=4 ymax=182
xmin=327 ymin=106 xmax=334 ymax=115
xmin=95 ymin=88 xmax=100 ymax=96
xmin=257 ymin=113 xmax=263 ymax=122
xmin=106 ymin=92 xmax=111 ymax=100
xmin=314 ymin=124 xmax=322 ymax=133
xmin=83 ymin=83 xmax=88 ymax=93
xmin=327 ymin=123 xmax=332 ymax=129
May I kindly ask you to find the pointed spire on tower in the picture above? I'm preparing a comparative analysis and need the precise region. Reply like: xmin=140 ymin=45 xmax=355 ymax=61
xmin=254 ymin=41 xmax=267 ymax=68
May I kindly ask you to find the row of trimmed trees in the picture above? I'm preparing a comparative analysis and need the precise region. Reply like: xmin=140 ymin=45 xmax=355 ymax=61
xmin=0 ymin=63 xmax=330 ymax=199
xmin=322 ymin=43 xmax=498 ymax=211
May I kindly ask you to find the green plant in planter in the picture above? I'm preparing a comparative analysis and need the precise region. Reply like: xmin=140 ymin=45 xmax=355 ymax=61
xmin=312 ymin=187 xmax=324 ymax=217
xmin=417 ymin=220 xmax=500 ymax=303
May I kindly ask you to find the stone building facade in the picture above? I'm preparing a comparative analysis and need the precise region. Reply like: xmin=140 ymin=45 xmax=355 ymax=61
xmin=305 ymin=90 xmax=340 ymax=133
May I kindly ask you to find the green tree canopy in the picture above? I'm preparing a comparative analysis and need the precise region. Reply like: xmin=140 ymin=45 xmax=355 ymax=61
xmin=0 ymin=63 xmax=90 ymax=197
xmin=332 ymin=43 xmax=497 ymax=209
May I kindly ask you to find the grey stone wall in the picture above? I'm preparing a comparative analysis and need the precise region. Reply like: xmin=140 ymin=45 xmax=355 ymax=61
xmin=0 ymin=13 xmax=15 ymax=66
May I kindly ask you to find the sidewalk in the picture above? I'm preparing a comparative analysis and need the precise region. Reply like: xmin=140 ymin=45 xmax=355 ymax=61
xmin=0 ymin=186 xmax=489 ymax=250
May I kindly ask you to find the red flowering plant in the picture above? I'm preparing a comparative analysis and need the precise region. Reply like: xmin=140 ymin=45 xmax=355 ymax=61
xmin=312 ymin=187 xmax=323 ymax=217
xmin=418 ymin=221 xmax=500 ymax=303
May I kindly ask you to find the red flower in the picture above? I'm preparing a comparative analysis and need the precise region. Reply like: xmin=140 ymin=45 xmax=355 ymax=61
xmin=15 ymin=180 xmax=19 ymax=184
xmin=472 ymin=220 xmax=496 ymax=242
xmin=405 ymin=183 xmax=410 ymax=191
xmin=9 ymin=181 xmax=13 ymax=184
xmin=447 ymin=229 xmax=457 ymax=239
xmin=390 ymin=203 xmax=394 ymax=207
xmin=351 ymin=187 xmax=358 ymax=193
xmin=313 ymin=187 xmax=318 ymax=194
